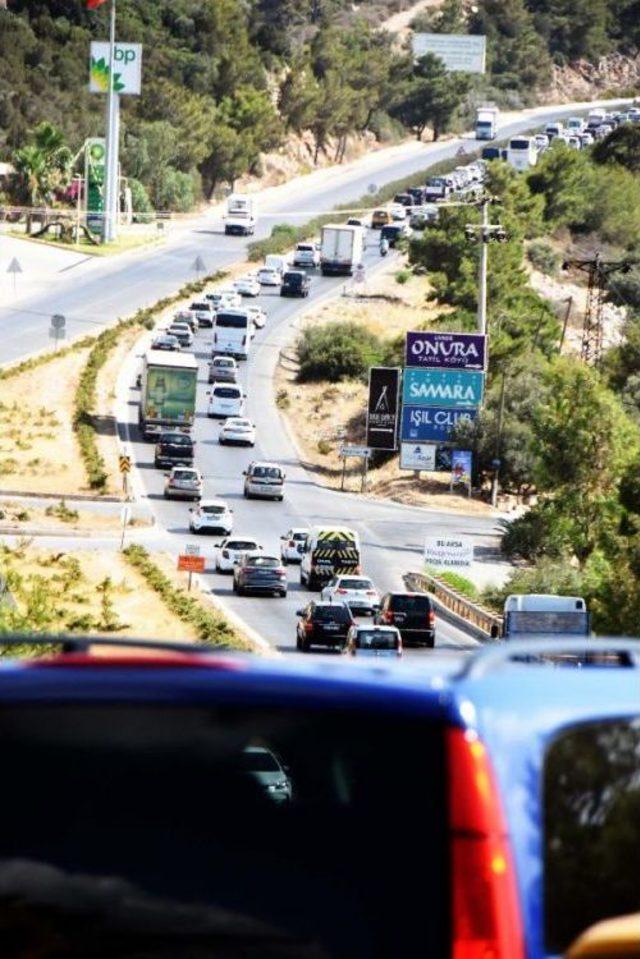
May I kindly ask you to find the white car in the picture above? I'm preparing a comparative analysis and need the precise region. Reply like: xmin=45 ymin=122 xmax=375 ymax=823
xmin=280 ymin=528 xmax=310 ymax=563
xmin=534 ymin=133 xmax=550 ymax=151
xmin=216 ymin=537 xmax=263 ymax=572
xmin=390 ymin=204 xmax=407 ymax=221
xmin=206 ymin=289 xmax=242 ymax=310
xmin=258 ymin=267 xmax=281 ymax=287
xmin=219 ymin=417 xmax=256 ymax=446
xmin=292 ymin=243 xmax=320 ymax=269
xmin=233 ymin=276 xmax=261 ymax=298
xmin=166 ymin=323 xmax=193 ymax=348
xmin=164 ymin=466 xmax=203 ymax=501
xmin=321 ymin=575 xmax=380 ymax=615
xmin=246 ymin=306 xmax=267 ymax=330
xmin=189 ymin=499 xmax=233 ymax=535
xmin=208 ymin=355 xmax=238 ymax=384
xmin=207 ymin=383 xmax=245 ymax=419
xmin=189 ymin=300 xmax=215 ymax=328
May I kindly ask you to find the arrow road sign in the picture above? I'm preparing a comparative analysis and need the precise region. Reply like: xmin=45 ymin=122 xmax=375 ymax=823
xmin=192 ymin=255 xmax=206 ymax=276
xmin=119 ymin=455 xmax=131 ymax=474
xmin=7 ymin=257 xmax=22 ymax=293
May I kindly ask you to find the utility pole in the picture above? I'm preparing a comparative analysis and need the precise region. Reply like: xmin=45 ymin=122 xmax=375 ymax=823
xmin=465 ymin=196 xmax=507 ymax=334
xmin=491 ymin=370 xmax=507 ymax=508
xmin=562 ymin=254 xmax=636 ymax=368
xmin=102 ymin=0 xmax=118 ymax=244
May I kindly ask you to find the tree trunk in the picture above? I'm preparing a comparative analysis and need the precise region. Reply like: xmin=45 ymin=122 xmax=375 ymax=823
xmin=204 ymin=178 xmax=217 ymax=201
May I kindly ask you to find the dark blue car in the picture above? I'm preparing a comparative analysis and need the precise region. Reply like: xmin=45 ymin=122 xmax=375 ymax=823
xmin=0 ymin=636 xmax=637 ymax=958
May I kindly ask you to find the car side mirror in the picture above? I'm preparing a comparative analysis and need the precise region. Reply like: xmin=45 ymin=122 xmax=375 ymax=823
xmin=163 ymin=473 xmax=169 ymax=478
xmin=242 ymin=470 xmax=247 ymax=476
xmin=295 ymin=610 xmax=304 ymax=617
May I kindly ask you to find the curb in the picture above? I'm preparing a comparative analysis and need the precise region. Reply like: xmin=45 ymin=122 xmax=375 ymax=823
xmin=0 ymin=489 xmax=123 ymax=503
xmin=193 ymin=573 xmax=277 ymax=656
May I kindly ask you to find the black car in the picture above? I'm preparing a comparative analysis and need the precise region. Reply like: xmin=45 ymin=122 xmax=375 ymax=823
xmin=233 ymin=555 xmax=288 ymax=598
xmin=407 ymin=186 xmax=426 ymax=205
xmin=296 ymin=601 xmax=355 ymax=653
xmin=393 ymin=192 xmax=413 ymax=209
xmin=374 ymin=592 xmax=435 ymax=648
xmin=151 ymin=335 xmax=181 ymax=352
xmin=280 ymin=270 xmax=311 ymax=298
xmin=154 ymin=430 xmax=195 ymax=468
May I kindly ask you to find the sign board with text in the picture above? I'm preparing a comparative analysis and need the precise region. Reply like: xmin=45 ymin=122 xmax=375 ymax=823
xmin=412 ymin=33 xmax=486 ymax=74
xmin=178 ymin=554 xmax=205 ymax=573
xmin=424 ymin=536 xmax=474 ymax=570
xmin=340 ymin=446 xmax=371 ymax=458
xmin=451 ymin=449 xmax=473 ymax=487
xmin=401 ymin=406 xmax=477 ymax=443
xmin=405 ymin=331 xmax=486 ymax=371
xmin=400 ymin=442 xmax=437 ymax=471
xmin=402 ymin=368 xmax=485 ymax=409
xmin=366 ymin=367 xmax=401 ymax=451
xmin=90 ymin=42 xmax=143 ymax=95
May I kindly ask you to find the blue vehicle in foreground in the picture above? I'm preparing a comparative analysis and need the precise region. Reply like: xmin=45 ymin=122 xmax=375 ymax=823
xmin=0 ymin=635 xmax=637 ymax=958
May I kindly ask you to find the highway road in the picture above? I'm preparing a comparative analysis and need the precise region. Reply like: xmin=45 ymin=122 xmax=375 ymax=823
xmin=120 ymin=240 xmax=500 ymax=656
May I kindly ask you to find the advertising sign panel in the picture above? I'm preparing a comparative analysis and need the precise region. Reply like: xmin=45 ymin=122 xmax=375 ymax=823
xmin=401 ymin=406 xmax=477 ymax=443
xmin=400 ymin=442 xmax=437 ymax=471
xmin=451 ymin=449 xmax=473 ymax=487
xmin=84 ymin=137 xmax=105 ymax=232
xmin=146 ymin=367 xmax=197 ymax=423
xmin=405 ymin=331 xmax=486 ymax=370
xmin=412 ymin=33 xmax=486 ymax=73
xmin=424 ymin=536 xmax=475 ymax=570
xmin=90 ymin=42 xmax=142 ymax=95
xmin=366 ymin=367 xmax=401 ymax=451
xmin=402 ymin=368 xmax=484 ymax=409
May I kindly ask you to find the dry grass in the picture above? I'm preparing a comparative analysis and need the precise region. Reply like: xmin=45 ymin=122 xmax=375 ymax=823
xmin=276 ymin=260 xmax=495 ymax=514
xmin=0 ymin=498 xmax=149 ymax=533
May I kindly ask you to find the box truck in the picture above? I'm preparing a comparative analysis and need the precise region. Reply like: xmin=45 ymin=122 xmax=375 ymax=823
xmin=320 ymin=224 xmax=364 ymax=276
xmin=224 ymin=194 xmax=256 ymax=236
xmin=475 ymin=105 xmax=498 ymax=140
xmin=139 ymin=349 xmax=198 ymax=439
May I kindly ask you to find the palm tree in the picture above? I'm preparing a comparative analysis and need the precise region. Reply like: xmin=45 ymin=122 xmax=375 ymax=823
xmin=12 ymin=122 xmax=72 ymax=206
xmin=13 ymin=145 xmax=49 ymax=205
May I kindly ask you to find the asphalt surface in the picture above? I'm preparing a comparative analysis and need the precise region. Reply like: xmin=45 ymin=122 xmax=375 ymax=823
xmin=121 ymin=241 xmax=500 ymax=656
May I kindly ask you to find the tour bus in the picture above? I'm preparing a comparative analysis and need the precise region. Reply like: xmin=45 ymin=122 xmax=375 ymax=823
xmin=213 ymin=309 xmax=252 ymax=361
xmin=506 ymin=136 xmax=538 ymax=172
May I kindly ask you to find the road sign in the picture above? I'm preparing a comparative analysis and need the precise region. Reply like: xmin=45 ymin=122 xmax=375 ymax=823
xmin=119 ymin=455 xmax=131 ymax=474
xmin=120 ymin=505 xmax=131 ymax=526
xmin=424 ymin=535 xmax=474 ymax=570
xmin=51 ymin=313 xmax=66 ymax=331
xmin=405 ymin=331 xmax=487 ymax=370
xmin=340 ymin=446 xmax=371 ymax=458
xmin=412 ymin=33 xmax=486 ymax=73
xmin=456 ymin=145 xmax=468 ymax=157
xmin=90 ymin=42 xmax=143 ymax=95
xmin=193 ymin=255 xmax=206 ymax=275
xmin=451 ymin=449 xmax=472 ymax=487
xmin=353 ymin=264 xmax=366 ymax=284
xmin=367 ymin=183 xmax=378 ymax=195
xmin=178 ymin=554 xmax=205 ymax=573
xmin=7 ymin=257 xmax=22 ymax=293
xmin=402 ymin=368 xmax=485 ymax=409
xmin=366 ymin=367 xmax=401 ymax=451
xmin=184 ymin=543 xmax=201 ymax=557
xmin=49 ymin=327 xmax=67 ymax=342
xmin=400 ymin=442 xmax=437 ymax=471
xmin=401 ymin=405 xmax=477 ymax=443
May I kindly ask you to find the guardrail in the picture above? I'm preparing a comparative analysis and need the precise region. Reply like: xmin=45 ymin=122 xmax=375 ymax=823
xmin=404 ymin=571 xmax=502 ymax=643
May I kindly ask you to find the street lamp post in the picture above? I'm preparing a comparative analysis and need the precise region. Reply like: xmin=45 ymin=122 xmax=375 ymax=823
xmin=102 ymin=0 xmax=118 ymax=245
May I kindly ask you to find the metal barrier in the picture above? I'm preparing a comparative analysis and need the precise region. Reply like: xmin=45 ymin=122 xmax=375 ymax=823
xmin=404 ymin=571 xmax=503 ymax=642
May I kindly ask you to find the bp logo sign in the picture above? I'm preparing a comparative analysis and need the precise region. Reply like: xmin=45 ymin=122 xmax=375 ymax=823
xmin=89 ymin=42 xmax=142 ymax=95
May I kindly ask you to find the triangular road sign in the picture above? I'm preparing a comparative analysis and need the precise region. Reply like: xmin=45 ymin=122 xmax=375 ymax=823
xmin=7 ymin=257 xmax=22 ymax=274
xmin=192 ymin=255 xmax=206 ymax=273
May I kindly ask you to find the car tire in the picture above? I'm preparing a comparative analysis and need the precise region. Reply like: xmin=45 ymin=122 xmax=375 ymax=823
xmin=237 ymin=585 xmax=244 ymax=596
xmin=279 ymin=590 xmax=287 ymax=598
xmin=300 ymin=569 xmax=307 ymax=586
xmin=277 ymin=496 xmax=284 ymax=502
xmin=296 ymin=634 xmax=302 ymax=651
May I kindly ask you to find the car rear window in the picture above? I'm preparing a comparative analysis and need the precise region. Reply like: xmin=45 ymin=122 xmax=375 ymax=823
xmin=160 ymin=434 xmax=191 ymax=446
xmin=0 ymin=704 xmax=447 ymax=957
xmin=214 ymin=358 xmax=234 ymax=367
xmin=338 ymin=579 xmax=371 ymax=590
xmin=252 ymin=466 xmax=282 ymax=479
xmin=213 ymin=387 xmax=241 ymax=398
xmin=390 ymin=595 xmax=431 ymax=613
xmin=216 ymin=313 xmax=248 ymax=329
xmin=544 ymin=717 xmax=640 ymax=954
xmin=227 ymin=541 xmax=258 ymax=551
xmin=246 ymin=557 xmax=279 ymax=568
xmin=202 ymin=506 xmax=225 ymax=515
xmin=313 ymin=606 xmax=352 ymax=623
xmin=354 ymin=631 xmax=399 ymax=650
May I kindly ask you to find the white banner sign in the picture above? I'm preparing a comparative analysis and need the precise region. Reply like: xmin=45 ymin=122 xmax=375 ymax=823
xmin=340 ymin=446 xmax=371 ymax=458
xmin=90 ymin=42 xmax=142 ymax=95
xmin=400 ymin=442 xmax=437 ymax=471
xmin=412 ymin=33 xmax=486 ymax=74
xmin=424 ymin=535 xmax=474 ymax=570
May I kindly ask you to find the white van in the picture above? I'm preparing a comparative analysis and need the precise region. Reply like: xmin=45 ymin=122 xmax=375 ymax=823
xmin=258 ymin=254 xmax=289 ymax=286
xmin=506 ymin=137 xmax=538 ymax=171
xmin=213 ymin=309 xmax=252 ymax=360
xmin=544 ymin=122 xmax=564 ymax=141
xmin=502 ymin=594 xmax=590 ymax=639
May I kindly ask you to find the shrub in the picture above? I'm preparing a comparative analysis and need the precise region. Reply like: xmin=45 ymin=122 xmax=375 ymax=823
xmin=296 ymin=321 xmax=383 ymax=383
xmin=317 ymin=439 xmax=332 ymax=455
xmin=526 ymin=240 xmax=560 ymax=276
xmin=395 ymin=269 xmax=411 ymax=285
xmin=432 ymin=570 xmax=479 ymax=600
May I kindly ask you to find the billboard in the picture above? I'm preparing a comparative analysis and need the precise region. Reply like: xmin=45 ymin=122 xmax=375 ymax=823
xmin=424 ymin=535 xmax=475 ymax=570
xmin=412 ymin=33 xmax=486 ymax=74
xmin=366 ymin=367 xmax=401 ymax=451
xmin=451 ymin=449 xmax=473 ymax=487
xmin=405 ymin=331 xmax=486 ymax=370
xmin=84 ymin=137 xmax=105 ymax=232
xmin=400 ymin=442 xmax=437 ymax=471
xmin=90 ymin=42 xmax=142 ymax=95
xmin=402 ymin=368 xmax=485 ymax=409
xmin=401 ymin=405 xmax=477 ymax=443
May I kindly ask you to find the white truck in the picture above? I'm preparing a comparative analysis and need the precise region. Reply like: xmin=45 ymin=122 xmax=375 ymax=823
xmin=320 ymin=224 xmax=364 ymax=277
xmin=224 ymin=194 xmax=256 ymax=236
xmin=501 ymin=594 xmax=590 ymax=639
xmin=475 ymin=105 xmax=499 ymax=141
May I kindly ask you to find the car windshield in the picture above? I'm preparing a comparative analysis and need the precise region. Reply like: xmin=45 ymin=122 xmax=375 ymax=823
xmin=246 ymin=557 xmax=279 ymax=568
xmin=201 ymin=506 xmax=225 ymax=515
xmin=252 ymin=467 xmax=281 ymax=479
xmin=354 ymin=631 xmax=399 ymax=650
xmin=313 ymin=606 xmax=351 ymax=623
xmin=338 ymin=579 xmax=371 ymax=590
xmin=214 ymin=388 xmax=241 ymax=398
xmin=216 ymin=314 xmax=248 ymax=329
xmin=173 ymin=470 xmax=196 ymax=481
xmin=390 ymin=595 xmax=430 ymax=613
xmin=0 ymin=704 xmax=446 ymax=957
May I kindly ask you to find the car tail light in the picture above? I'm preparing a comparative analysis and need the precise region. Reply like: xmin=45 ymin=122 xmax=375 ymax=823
xmin=288 ymin=540 xmax=295 ymax=547
xmin=428 ymin=609 xmax=435 ymax=626
xmin=214 ymin=332 xmax=217 ymax=343
xmin=447 ymin=728 xmax=525 ymax=959
xmin=304 ymin=621 xmax=314 ymax=634
xmin=366 ymin=590 xmax=376 ymax=596
xmin=278 ymin=570 xmax=287 ymax=579
xmin=382 ymin=610 xmax=394 ymax=624
xmin=242 ymin=335 xmax=246 ymax=345
xmin=336 ymin=588 xmax=348 ymax=595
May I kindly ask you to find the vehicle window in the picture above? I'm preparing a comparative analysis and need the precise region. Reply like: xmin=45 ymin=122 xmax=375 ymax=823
xmin=214 ymin=358 xmax=234 ymax=367
xmin=213 ymin=387 xmax=241 ymax=398
xmin=544 ymin=718 xmax=640 ymax=954
xmin=390 ymin=595 xmax=431 ymax=613
xmin=292 ymin=533 xmax=307 ymax=542
xmin=240 ymin=748 xmax=281 ymax=772
xmin=339 ymin=579 xmax=371 ymax=590
xmin=202 ymin=506 xmax=225 ymax=515
xmin=246 ymin=557 xmax=279 ymax=568
xmin=252 ymin=466 xmax=281 ymax=479
xmin=215 ymin=314 xmax=248 ymax=329
xmin=355 ymin=631 xmax=398 ymax=650
xmin=191 ymin=302 xmax=209 ymax=311
xmin=0 ymin=705 xmax=446 ymax=957
xmin=315 ymin=536 xmax=355 ymax=550
xmin=228 ymin=541 xmax=257 ymax=551
xmin=313 ymin=606 xmax=351 ymax=623
xmin=173 ymin=470 xmax=196 ymax=480
xmin=162 ymin=434 xmax=191 ymax=446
